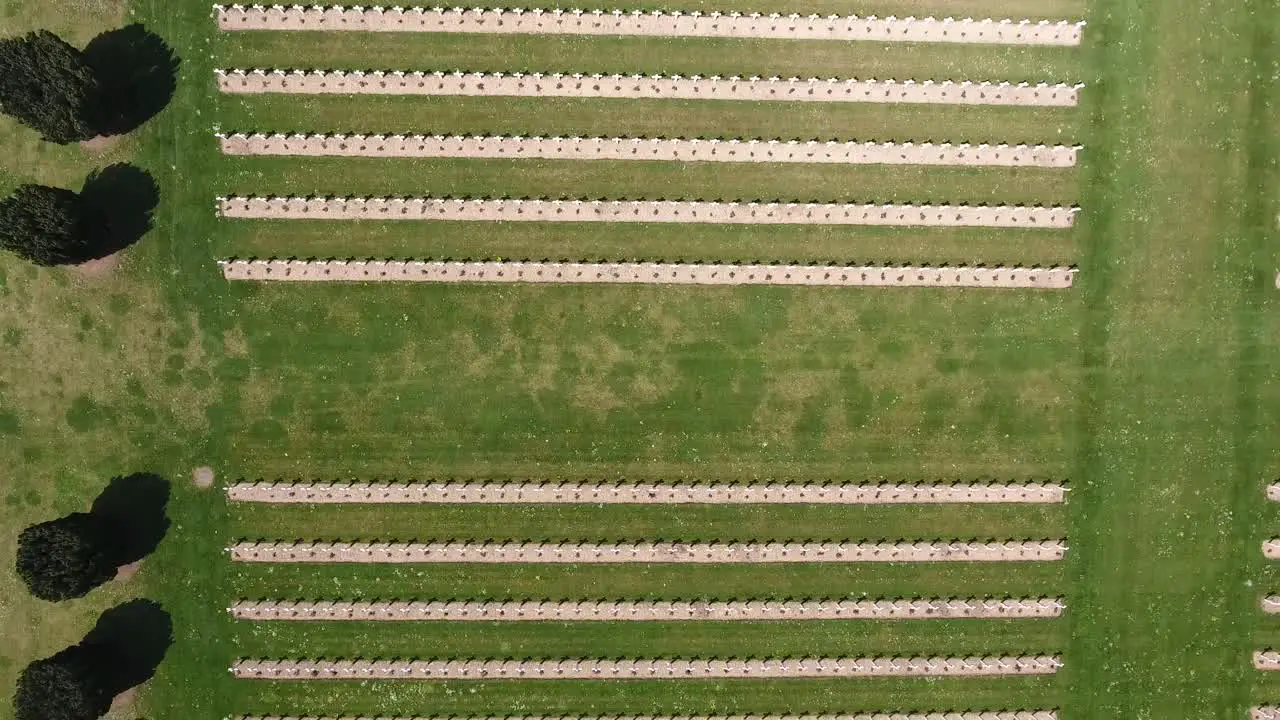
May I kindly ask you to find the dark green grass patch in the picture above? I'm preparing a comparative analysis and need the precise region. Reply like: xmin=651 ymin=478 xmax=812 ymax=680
xmin=217 ymin=283 xmax=1078 ymax=480
xmin=219 ymin=220 xmax=1078 ymax=267
xmin=218 ymin=96 xmax=1080 ymax=145
xmin=215 ymin=157 xmax=1079 ymax=206
xmin=215 ymin=33 xmax=1081 ymax=84
xmin=229 ymin=503 xmax=1066 ymax=542
xmin=229 ymin=617 xmax=1063 ymax=659
xmin=236 ymin=676 xmax=1063 ymax=718
xmin=230 ymin=562 xmax=1066 ymax=601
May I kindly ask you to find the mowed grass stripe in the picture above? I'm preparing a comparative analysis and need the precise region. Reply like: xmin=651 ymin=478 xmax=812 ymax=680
xmin=235 ymin=676 xmax=1062 ymax=716
xmin=214 ymin=158 xmax=1079 ymax=206
xmin=230 ymin=618 xmax=1063 ymax=660
xmin=217 ymin=97 xmax=1079 ymax=145
xmin=229 ymin=563 xmax=1065 ymax=601
xmin=219 ymin=222 xmax=1078 ymax=267
xmin=213 ymin=34 xmax=1081 ymax=82
xmin=217 ymin=286 xmax=1078 ymax=480
xmin=229 ymin=504 xmax=1066 ymax=543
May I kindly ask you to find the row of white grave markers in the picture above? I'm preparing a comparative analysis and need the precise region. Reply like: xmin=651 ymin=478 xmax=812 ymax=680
xmin=214 ymin=70 xmax=1084 ymax=107
xmin=219 ymin=260 xmax=1078 ymax=289
xmin=216 ymin=133 xmax=1082 ymax=167
xmin=233 ymin=714 xmax=1062 ymax=720
xmin=228 ymin=540 xmax=1069 ymax=563
xmin=229 ymin=597 xmax=1067 ymax=622
xmin=1260 ymin=483 xmax=1280 ymax=705
xmin=216 ymin=197 xmax=1081 ymax=228
xmin=224 ymin=480 xmax=1068 ymax=504
xmin=213 ymin=5 xmax=1085 ymax=46
xmin=230 ymin=656 xmax=1065 ymax=679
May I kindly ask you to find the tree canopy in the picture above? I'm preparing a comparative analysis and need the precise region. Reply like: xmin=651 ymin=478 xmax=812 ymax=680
xmin=16 ymin=513 xmax=118 ymax=601
xmin=0 ymin=30 xmax=100 ymax=143
xmin=13 ymin=643 xmax=114 ymax=720
xmin=0 ymin=184 xmax=91 ymax=266
xmin=0 ymin=165 xmax=158 ymax=266
xmin=12 ymin=600 xmax=174 ymax=720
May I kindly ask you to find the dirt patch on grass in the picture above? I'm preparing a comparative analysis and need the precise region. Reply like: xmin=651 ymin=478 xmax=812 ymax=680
xmin=114 ymin=560 xmax=141 ymax=582
xmin=109 ymin=686 xmax=137 ymax=712
xmin=80 ymin=134 xmax=124 ymax=154
xmin=193 ymin=466 xmax=215 ymax=490
xmin=72 ymin=251 xmax=123 ymax=278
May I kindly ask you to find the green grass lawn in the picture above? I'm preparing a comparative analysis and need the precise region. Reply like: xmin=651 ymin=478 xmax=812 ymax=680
xmin=1 ymin=0 xmax=1277 ymax=718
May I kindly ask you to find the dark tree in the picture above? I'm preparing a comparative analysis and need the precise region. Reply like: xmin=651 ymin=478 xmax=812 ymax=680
xmin=13 ymin=600 xmax=173 ymax=720
xmin=0 ymin=30 xmax=99 ymax=143
xmin=13 ymin=644 xmax=114 ymax=720
xmin=16 ymin=513 xmax=117 ymax=601
xmin=0 ymin=184 xmax=89 ymax=266
xmin=0 ymin=164 xmax=158 ymax=266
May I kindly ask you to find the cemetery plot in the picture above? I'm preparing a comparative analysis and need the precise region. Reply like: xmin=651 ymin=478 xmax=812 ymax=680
xmin=228 ymin=597 xmax=1068 ymax=622
xmin=227 ymin=540 xmax=1069 ymax=563
xmin=213 ymin=6 xmax=1085 ymax=47
xmin=229 ymin=656 xmax=1065 ymax=680
xmin=214 ymin=197 xmax=1080 ymax=227
xmin=214 ymin=70 xmax=1083 ymax=107
xmin=216 ymin=133 xmax=1082 ymax=168
xmin=224 ymin=480 xmax=1069 ymax=504
xmin=218 ymin=260 xmax=1077 ymax=288
xmin=212 ymin=4 xmax=1078 ymax=716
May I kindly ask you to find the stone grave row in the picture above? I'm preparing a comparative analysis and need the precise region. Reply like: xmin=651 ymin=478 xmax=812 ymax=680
xmin=224 ymin=480 xmax=1068 ymax=504
xmin=219 ymin=260 xmax=1078 ymax=289
xmin=229 ymin=597 xmax=1067 ymax=621
xmin=1254 ymin=651 xmax=1280 ymax=670
xmin=216 ymin=133 xmax=1081 ymax=167
xmin=230 ymin=655 xmax=1064 ymax=679
xmin=234 ymin=715 xmax=1059 ymax=720
xmin=1263 ymin=540 xmax=1280 ymax=559
xmin=216 ymin=197 xmax=1081 ymax=228
xmin=227 ymin=540 xmax=1070 ymax=563
xmin=213 ymin=5 xmax=1084 ymax=46
xmin=214 ymin=70 xmax=1083 ymax=107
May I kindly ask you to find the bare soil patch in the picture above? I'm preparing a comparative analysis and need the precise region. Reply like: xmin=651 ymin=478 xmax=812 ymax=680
xmin=114 ymin=560 xmax=141 ymax=582
xmin=110 ymin=686 xmax=137 ymax=712
xmin=72 ymin=252 xmax=123 ymax=278
xmin=193 ymin=466 xmax=215 ymax=490
xmin=80 ymin=134 xmax=124 ymax=153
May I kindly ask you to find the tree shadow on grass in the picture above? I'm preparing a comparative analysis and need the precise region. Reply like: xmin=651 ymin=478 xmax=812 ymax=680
xmin=78 ymin=163 xmax=159 ymax=261
xmin=90 ymin=472 xmax=170 ymax=567
xmin=83 ymin=24 xmax=179 ymax=137
xmin=82 ymin=599 xmax=173 ymax=694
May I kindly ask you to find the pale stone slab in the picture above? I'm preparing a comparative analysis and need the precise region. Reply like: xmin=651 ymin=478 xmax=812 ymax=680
xmin=230 ymin=655 xmax=1064 ymax=679
xmin=227 ymin=540 xmax=1069 ymax=563
xmin=219 ymin=260 xmax=1078 ymax=290
xmin=213 ymin=5 xmax=1085 ymax=47
xmin=225 ymin=480 xmax=1068 ymax=504
xmin=235 ymin=707 xmax=1054 ymax=712
xmin=217 ymin=133 xmax=1081 ymax=168
xmin=215 ymin=70 xmax=1084 ymax=107
xmin=230 ymin=597 xmax=1067 ymax=621
xmin=215 ymin=197 xmax=1081 ymax=228
xmin=1264 ymin=540 xmax=1280 ymax=559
